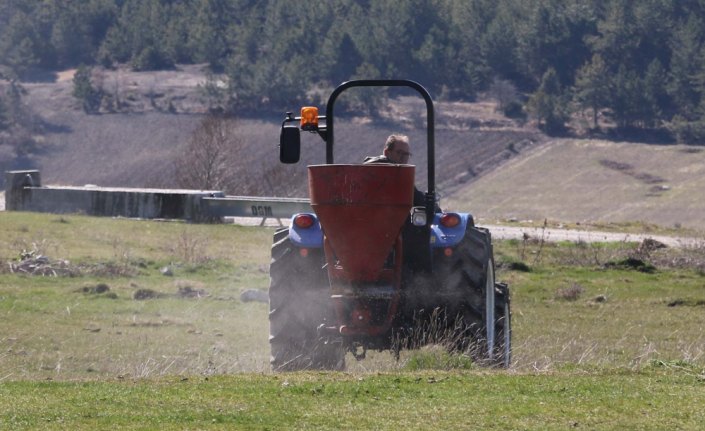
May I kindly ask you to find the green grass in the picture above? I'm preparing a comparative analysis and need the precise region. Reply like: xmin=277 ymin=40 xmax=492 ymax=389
xmin=0 ymin=212 xmax=273 ymax=379
xmin=2 ymin=212 xmax=705 ymax=429
xmin=495 ymin=237 xmax=705 ymax=369
xmin=507 ymin=266 xmax=705 ymax=369
xmin=2 ymin=368 xmax=705 ymax=430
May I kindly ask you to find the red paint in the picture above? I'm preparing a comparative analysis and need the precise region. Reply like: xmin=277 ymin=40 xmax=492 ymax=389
xmin=309 ymin=164 xmax=414 ymax=337
xmin=309 ymin=164 xmax=414 ymax=283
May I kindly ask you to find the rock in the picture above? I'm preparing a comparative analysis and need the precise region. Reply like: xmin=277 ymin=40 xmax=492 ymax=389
xmin=94 ymin=283 xmax=110 ymax=293
xmin=133 ymin=288 xmax=163 ymax=300
xmin=637 ymin=238 xmax=667 ymax=254
xmin=240 ymin=289 xmax=269 ymax=303
xmin=177 ymin=286 xmax=208 ymax=298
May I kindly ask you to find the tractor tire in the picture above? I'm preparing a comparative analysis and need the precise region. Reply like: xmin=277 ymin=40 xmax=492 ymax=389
xmin=443 ymin=226 xmax=511 ymax=367
xmin=269 ymin=228 xmax=345 ymax=371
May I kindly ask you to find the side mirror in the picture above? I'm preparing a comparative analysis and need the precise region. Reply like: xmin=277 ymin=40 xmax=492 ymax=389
xmin=279 ymin=124 xmax=301 ymax=163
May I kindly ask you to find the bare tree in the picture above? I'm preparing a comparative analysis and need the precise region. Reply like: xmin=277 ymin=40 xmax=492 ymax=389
xmin=260 ymin=161 xmax=308 ymax=197
xmin=173 ymin=114 xmax=249 ymax=193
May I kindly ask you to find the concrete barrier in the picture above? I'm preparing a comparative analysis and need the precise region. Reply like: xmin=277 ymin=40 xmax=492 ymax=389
xmin=4 ymin=170 xmax=41 ymax=211
xmin=4 ymin=170 xmax=224 ymax=221
xmin=3 ymin=170 xmax=311 ymax=223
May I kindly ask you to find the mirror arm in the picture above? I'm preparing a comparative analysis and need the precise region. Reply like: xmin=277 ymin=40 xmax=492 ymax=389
xmin=282 ymin=112 xmax=298 ymax=127
xmin=316 ymin=126 xmax=327 ymax=143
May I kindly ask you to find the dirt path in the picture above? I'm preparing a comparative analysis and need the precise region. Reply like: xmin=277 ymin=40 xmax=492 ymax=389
xmin=482 ymin=224 xmax=703 ymax=248
xmin=225 ymin=216 xmax=702 ymax=248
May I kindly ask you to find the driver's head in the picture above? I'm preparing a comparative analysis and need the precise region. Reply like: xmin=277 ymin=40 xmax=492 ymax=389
xmin=383 ymin=134 xmax=412 ymax=164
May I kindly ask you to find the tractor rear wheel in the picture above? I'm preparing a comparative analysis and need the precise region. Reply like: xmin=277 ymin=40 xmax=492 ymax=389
xmin=269 ymin=228 xmax=345 ymax=371
xmin=445 ymin=226 xmax=511 ymax=367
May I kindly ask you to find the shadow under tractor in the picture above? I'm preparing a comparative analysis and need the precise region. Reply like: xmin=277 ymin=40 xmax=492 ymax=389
xmin=269 ymin=80 xmax=511 ymax=371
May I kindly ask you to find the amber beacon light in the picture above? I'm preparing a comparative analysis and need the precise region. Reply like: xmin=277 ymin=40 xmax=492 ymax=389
xmin=300 ymin=106 xmax=319 ymax=130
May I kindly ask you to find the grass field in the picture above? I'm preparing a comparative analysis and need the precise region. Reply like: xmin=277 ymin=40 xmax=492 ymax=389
xmin=1 ymin=212 xmax=705 ymax=429
xmin=0 ymin=212 xmax=273 ymax=380
xmin=2 ymin=368 xmax=704 ymax=430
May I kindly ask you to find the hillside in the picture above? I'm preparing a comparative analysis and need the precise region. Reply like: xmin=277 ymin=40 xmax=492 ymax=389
xmin=7 ymin=67 xmax=705 ymax=232
xmin=11 ymin=66 xmax=543 ymax=198
xmin=446 ymin=139 xmax=705 ymax=231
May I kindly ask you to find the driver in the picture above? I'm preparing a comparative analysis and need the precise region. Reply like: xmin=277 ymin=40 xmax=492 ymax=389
xmin=364 ymin=134 xmax=425 ymax=207
xmin=363 ymin=134 xmax=412 ymax=165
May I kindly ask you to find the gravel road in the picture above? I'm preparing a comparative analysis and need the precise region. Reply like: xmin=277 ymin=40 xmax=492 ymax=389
xmin=482 ymin=224 xmax=702 ymax=248
xmin=227 ymin=216 xmax=703 ymax=249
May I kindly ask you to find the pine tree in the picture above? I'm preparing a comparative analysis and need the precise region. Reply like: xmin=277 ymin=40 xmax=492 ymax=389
xmin=72 ymin=65 xmax=101 ymax=113
xmin=0 ymin=11 xmax=40 ymax=78
xmin=527 ymin=68 xmax=567 ymax=133
xmin=189 ymin=0 xmax=232 ymax=70
xmin=608 ymin=64 xmax=648 ymax=128
xmin=481 ymin=2 xmax=519 ymax=84
xmin=574 ymin=54 xmax=610 ymax=128
xmin=446 ymin=0 xmax=498 ymax=97
xmin=642 ymin=58 xmax=668 ymax=127
xmin=668 ymin=14 xmax=704 ymax=120
xmin=588 ymin=0 xmax=640 ymax=68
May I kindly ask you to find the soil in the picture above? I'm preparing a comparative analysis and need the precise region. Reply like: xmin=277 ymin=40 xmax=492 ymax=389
xmin=447 ymin=139 xmax=705 ymax=231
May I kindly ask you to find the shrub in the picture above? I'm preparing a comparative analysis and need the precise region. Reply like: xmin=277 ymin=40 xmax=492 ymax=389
xmin=503 ymin=100 xmax=525 ymax=119
xmin=555 ymin=283 xmax=584 ymax=301
xmin=403 ymin=345 xmax=474 ymax=371
xmin=669 ymin=115 xmax=705 ymax=146
xmin=131 ymin=47 xmax=174 ymax=72
xmin=72 ymin=65 xmax=102 ymax=113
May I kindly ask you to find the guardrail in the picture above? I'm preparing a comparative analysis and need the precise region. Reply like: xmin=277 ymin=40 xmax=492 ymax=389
xmin=4 ymin=170 xmax=311 ymax=224
xmin=203 ymin=196 xmax=311 ymax=225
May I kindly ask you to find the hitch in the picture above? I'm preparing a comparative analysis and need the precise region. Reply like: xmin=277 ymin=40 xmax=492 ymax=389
xmin=317 ymin=324 xmax=339 ymax=337
xmin=350 ymin=342 xmax=367 ymax=361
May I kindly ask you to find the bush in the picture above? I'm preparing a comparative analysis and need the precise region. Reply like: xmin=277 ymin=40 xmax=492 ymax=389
xmin=669 ymin=116 xmax=705 ymax=145
xmin=502 ymin=100 xmax=525 ymax=119
xmin=72 ymin=65 xmax=102 ymax=113
xmin=555 ymin=283 xmax=584 ymax=301
xmin=131 ymin=47 xmax=174 ymax=72
xmin=604 ymin=257 xmax=657 ymax=273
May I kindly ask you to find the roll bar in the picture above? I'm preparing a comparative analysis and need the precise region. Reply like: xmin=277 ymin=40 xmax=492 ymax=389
xmin=280 ymin=79 xmax=437 ymax=219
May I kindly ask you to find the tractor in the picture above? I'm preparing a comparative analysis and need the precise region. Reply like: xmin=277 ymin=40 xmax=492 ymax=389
xmin=269 ymin=80 xmax=510 ymax=371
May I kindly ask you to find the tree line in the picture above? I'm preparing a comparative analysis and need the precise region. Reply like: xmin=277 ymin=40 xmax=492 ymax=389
xmin=2 ymin=0 xmax=705 ymax=143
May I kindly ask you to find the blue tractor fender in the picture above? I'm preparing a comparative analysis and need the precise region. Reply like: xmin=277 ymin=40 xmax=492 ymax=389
xmin=430 ymin=212 xmax=474 ymax=248
xmin=287 ymin=211 xmax=475 ymax=249
xmin=288 ymin=213 xmax=324 ymax=248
